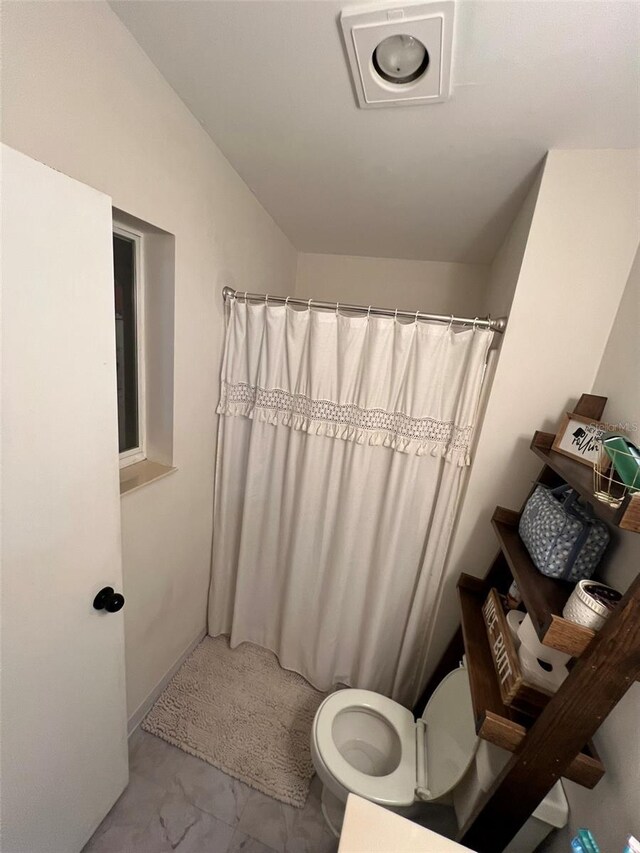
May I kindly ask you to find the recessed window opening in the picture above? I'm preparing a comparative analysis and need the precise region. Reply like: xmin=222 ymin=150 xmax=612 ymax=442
xmin=113 ymin=224 xmax=146 ymax=467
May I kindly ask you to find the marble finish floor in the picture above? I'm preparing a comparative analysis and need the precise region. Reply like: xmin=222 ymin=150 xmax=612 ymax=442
xmin=83 ymin=728 xmax=338 ymax=853
xmin=83 ymin=727 xmax=458 ymax=852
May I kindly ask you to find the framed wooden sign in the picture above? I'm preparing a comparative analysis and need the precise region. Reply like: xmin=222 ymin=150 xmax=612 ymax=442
xmin=483 ymin=589 xmax=520 ymax=704
xmin=482 ymin=589 xmax=552 ymax=715
xmin=552 ymin=411 xmax=607 ymax=467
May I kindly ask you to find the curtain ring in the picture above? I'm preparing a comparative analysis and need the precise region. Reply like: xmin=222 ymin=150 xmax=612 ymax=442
xmin=307 ymin=298 xmax=312 ymax=311
xmin=243 ymin=291 xmax=248 ymax=302
xmin=414 ymin=309 xmax=420 ymax=324
xmin=448 ymin=314 xmax=454 ymax=331
xmin=367 ymin=305 xmax=372 ymax=319
xmin=394 ymin=307 xmax=398 ymax=321
xmin=265 ymin=293 xmax=269 ymax=305
xmin=336 ymin=302 xmax=340 ymax=316
xmin=285 ymin=295 xmax=290 ymax=306
xmin=473 ymin=317 xmax=480 ymax=331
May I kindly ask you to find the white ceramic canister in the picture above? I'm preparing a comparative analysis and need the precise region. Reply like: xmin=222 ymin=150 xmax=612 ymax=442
xmin=562 ymin=580 xmax=622 ymax=630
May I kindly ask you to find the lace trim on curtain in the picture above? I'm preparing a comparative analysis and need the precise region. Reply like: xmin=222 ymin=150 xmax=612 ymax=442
xmin=217 ymin=381 xmax=472 ymax=464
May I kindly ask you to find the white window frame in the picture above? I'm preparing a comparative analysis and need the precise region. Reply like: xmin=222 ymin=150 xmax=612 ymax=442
xmin=113 ymin=222 xmax=146 ymax=469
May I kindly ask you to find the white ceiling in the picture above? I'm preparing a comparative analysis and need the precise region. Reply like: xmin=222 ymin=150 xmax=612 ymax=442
xmin=111 ymin=0 xmax=640 ymax=263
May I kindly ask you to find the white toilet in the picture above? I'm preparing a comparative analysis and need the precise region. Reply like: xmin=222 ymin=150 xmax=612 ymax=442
xmin=310 ymin=665 xmax=478 ymax=835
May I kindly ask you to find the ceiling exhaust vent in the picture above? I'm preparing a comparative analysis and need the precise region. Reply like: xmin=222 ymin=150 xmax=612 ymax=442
xmin=340 ymin=1 xmax=454 ymax=108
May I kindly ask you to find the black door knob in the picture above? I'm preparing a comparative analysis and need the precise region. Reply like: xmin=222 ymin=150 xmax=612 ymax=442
xmin=93 ymin=586 xmax=125 ymax=613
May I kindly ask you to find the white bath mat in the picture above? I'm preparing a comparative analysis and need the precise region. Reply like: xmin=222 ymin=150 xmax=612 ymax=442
xmin=141 ymin=635 xmax=326 ymax=808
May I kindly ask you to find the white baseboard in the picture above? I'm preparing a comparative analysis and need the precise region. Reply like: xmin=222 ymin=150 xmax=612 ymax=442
xmin=127 ymin=629 xmax=206 ymax=736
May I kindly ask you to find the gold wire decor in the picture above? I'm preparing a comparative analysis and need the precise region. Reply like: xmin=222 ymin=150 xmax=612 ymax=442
xmin=593 ymin=436 xmax=640 ymax=509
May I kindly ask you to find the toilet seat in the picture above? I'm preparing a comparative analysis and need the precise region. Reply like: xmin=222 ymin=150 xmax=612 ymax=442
xmin=312 ymin=668 xmax=477 ymax=808
xmin=313 ymin=689 xmax=417 ymax=807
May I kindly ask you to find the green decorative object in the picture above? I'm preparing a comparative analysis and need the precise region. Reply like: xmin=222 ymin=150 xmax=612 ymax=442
xmin=603 ymin=435 xmax=640 ymax=493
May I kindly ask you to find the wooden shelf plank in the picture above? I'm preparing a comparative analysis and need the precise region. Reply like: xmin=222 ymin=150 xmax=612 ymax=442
xmin=492 ymin=507 xmax=595 ymax=656
xmin=531 ymin=431 xmax=640 ymax=533
xmin=457 ymin=574 xmax=604 ymax=788
xmin=479 ymin=714 xmax=603 ymax=789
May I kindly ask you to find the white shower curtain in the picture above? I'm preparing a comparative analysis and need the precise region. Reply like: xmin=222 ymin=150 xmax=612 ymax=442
xmin=208 ymin=300 xmax=492 ymax=707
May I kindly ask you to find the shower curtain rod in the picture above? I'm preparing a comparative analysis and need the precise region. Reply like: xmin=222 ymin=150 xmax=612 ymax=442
xmin=221 ymin=286 xmax=507 ymax=333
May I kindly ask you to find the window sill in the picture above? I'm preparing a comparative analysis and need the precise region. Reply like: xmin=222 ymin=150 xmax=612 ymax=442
xmin=119 ymin=459 xmax=177 ymax=496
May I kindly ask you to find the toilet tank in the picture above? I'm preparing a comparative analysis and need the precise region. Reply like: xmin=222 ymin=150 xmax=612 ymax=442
xmin=453 ymin=740 xmax=569 ymax=853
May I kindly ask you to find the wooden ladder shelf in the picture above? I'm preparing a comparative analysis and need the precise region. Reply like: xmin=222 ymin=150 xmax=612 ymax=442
xmin=419 ymin=394 xmax=640 ymax=852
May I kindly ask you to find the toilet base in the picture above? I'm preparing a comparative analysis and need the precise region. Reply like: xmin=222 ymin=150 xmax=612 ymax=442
xmin=320 ymin=786 xmax=344 ymax=838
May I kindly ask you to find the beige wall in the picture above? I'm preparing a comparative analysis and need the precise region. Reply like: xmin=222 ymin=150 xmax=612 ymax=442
xmin=544 ymin=247 xmax=640 ymax=852
xmin=0 ymin=0 xmax=297 ymax=721
xmin=295 ymin=253 xmax=489 ymax=318
xmin=469 ymin=169 xmax=542 ymax=450
xmin=425 ymin=149 xmax=640 ymax=685
xmin=483 ymin=171 xmax=542 ymax=318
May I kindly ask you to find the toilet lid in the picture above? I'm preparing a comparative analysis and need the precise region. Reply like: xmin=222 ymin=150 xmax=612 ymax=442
xmin=420 ymin=667 xmax=478 ymax=799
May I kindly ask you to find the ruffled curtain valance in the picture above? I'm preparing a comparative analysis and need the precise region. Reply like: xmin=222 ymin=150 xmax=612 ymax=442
xmin=217 ymin=300 xmax=493 ymax=464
